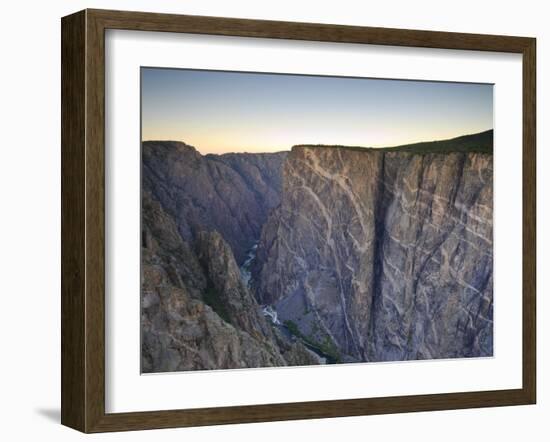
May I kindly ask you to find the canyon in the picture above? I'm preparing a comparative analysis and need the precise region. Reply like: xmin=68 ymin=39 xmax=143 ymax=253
xmin=141 ymin=130 xmax=493 ymax=372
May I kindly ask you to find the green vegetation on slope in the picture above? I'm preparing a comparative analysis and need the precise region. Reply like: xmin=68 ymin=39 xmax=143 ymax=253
xmin=203 ymin=286 xmax=231 ymax=324
xmin=294 ymin=129 xmax=493 ymax=154
xmin=283 ymin=319 xmax=341 ymax=363
xmin=383 ymin=129 xmax=493 ymax=154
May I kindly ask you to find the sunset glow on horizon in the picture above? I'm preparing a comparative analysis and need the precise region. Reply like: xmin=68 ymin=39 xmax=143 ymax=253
xmin=141 ymin=68 xmax=493 ymax=155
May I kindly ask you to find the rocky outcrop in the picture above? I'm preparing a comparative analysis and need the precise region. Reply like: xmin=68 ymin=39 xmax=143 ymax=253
xmin=141 ymin=190 xmax=316 ymax=372
xmin=196 ymin=230 xmax=277 ymax=344
xmin=142 ymin=131 xmax=494 ymax=371
xmin=142 ymin=141 xmax=286 ymax=264
xmin=253 ymin=143 xmax=493 ymax=362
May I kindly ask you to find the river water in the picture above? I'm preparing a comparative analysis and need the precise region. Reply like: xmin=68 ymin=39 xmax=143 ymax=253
xmin=238 ymin=241 xmax=329 ymax=364
xmin=239 ymin=242 xmax=258 ymax=288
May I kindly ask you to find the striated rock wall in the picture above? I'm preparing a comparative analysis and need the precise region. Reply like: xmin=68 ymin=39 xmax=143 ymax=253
xmin=253 ymin=146 xmax=493 ymax=362
xmin=142 ymin=132 xmax=493 ymax=371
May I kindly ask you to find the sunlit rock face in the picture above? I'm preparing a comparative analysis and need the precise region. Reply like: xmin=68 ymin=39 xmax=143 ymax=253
xmin=253 ymin=145 xmax=493 ymax=363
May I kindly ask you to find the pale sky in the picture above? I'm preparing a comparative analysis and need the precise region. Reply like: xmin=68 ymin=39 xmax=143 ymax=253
xmin=141 ymin=67 xmax=493 ymax=155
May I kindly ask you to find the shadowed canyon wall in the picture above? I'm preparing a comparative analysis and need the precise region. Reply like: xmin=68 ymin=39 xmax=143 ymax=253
xmin=141 ymin=131 xmax=493 ymax=371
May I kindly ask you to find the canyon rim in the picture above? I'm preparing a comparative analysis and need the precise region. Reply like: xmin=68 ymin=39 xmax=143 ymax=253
xmin=140 ymin=68 xmax=494 ymax=373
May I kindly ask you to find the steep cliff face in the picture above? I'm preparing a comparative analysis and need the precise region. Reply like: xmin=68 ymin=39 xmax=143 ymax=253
xmin=142 ymin=141 xmax=286 ymax=264
xmin=196 ymin=230 xmax=277 ymax=343
xmin=142 ymin=132 xmax=493 ymax=371
xmin=253 ymin=145 xmax=493 ymax=362
xmin=207 ymin=152 xmax=286 ymax=212
xmin=141 ymin=190 xmax=318 ymax=372
xmin=142 ymin=191 xmax=275 ymax=372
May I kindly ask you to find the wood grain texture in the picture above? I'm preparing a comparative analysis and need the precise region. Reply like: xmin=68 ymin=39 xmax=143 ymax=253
xmin=89 ymin=8 xmax=532 ymax=52
xmin=85 ymin=9 xmax=107 ymax=433
xmin=61 ymin=8 xmax=537 ymax=433
xmin=61 ymin=10 xmax=86 ymax=431
xmin=522 ymin=38 xmax=537 ymax=404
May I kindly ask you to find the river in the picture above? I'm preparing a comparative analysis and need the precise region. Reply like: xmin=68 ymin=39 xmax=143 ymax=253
xmin=238 ymin=242 xmax=330 ymax=364
xmin=239 ymin=242 xmax=258 ymax=288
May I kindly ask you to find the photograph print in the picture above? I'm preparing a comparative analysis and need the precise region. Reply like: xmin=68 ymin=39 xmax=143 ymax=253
xmin=140 ymin=68 xmax=494 ymax=373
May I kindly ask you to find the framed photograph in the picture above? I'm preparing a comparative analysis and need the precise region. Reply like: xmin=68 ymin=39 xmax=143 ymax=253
xmin=61 ymin=9 xmax=536 ymax=433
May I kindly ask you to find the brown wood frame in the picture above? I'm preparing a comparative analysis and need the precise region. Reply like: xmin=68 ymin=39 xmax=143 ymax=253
xmin=61 ymin=8 xmax=536 ymax=433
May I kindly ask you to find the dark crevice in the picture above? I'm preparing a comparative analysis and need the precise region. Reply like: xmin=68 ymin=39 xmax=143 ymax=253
xmin=367 ymin=152 xmax=389 ymax=361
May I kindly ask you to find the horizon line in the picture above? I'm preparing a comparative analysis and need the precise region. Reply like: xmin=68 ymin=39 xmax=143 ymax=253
xmin=142 ymin=128 xmax=494 ymax=155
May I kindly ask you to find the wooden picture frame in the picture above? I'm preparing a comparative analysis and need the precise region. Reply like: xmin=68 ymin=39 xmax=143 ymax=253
xmin=61 ymin=8 xmax=536 ymax=433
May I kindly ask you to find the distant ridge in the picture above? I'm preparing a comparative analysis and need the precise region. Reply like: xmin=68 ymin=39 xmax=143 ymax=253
xmin=384 ymin=129 xmax=493 ymax=154
xmin=293 ymin=129 xmax=493 ymax=154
